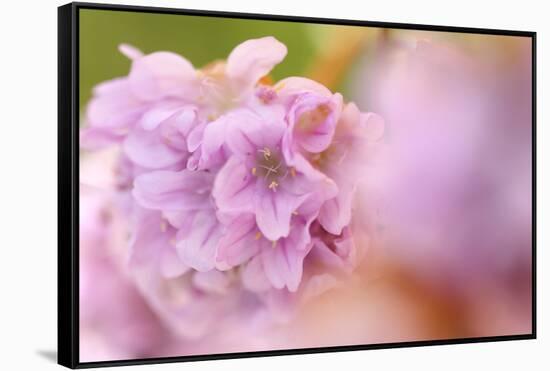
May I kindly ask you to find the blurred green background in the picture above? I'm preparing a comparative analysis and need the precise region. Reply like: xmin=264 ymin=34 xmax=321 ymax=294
xmin=78 ymin=9 xmax=349 ymax=110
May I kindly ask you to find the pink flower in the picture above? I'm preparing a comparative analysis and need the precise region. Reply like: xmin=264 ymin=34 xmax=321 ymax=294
xmin=127 ymin=196 xmax=265 ymax=340
xmin=278 ymin=78 xmax=384 ymax=236
xmin=236 ymin=222 xmax=363 ymax=321
xmin=127 ymin=207 xmax=189 ymax=279
xmin=187 ymin=37 xmax=288 ymax=170
xmin=217 ymin=199 xmax=319 ymax=292
xmin=212 ymin=108 xmax=337 ymax=241
xmin=80 ymin=35 xmax=385 ymax=346
xmin=282 ymin=89 xmax=343 ymax=155
xmin=132 ymin=169 xmax=223 ymax=272
xmin=81 ymin=44 xmax=198 ymax=158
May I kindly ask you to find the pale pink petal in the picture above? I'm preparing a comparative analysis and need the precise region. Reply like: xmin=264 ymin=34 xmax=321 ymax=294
xmin=261 ymin=233 xmax=311 ymax=292
xmin=318 ymin=183 xmax=355 ymax=235
xmin=186 ymin=151 xmax=201 ymax=170
xmin=285 ymin=93 xmax=343 ymax=153
xmin=212 ymin=156 xmax=255 ymax=213
xmin=198 ymin=115 xmax=231 ymax=164
xmin=283 ymin=153 xmax=338 ymax=201
xmin=139 ymin=105 xmax=183 ymax=131
xmin=175 ymin=210 xmax=224 ymax=272
xmin=161 ymin=210 xmax=197 ymax=231
xmin=123 ymin=126 xmax=187 ymax=169
xmin=338 ymin=101 xmax=361 ymax=132
xmin=80 ymin=127 xmax=124 ymax=150
xmin=165 ymin=108 xmax=197 ymax=138
xmin=128 ymin=51 xmax=197 ymax=101
xmin=91 ymin=77 xmax=130 ymax=96
xmin=186 ymin=121 xmax=207 ymax=152
xmin=216 ymin=214 xmax=260 ymax=268
xmin=254 ymin=187 xmax=309 ymax=241
xmin=127 ymin=209 xmax=188 ymax=278
xmin=274 ymin=76 xmax=332 ymax=98
xmin=226 ymin=36 xmax=287 ymax=91
xmin=225 ymin=109 xmax=286 ymax=156
xmin=118 ymin=43 xmax=144 ymax=60
xmin=86 ymin=78 xmax=144 ymax=129
xmin=154 ymin=107 xmax=198 ymax=151
xmin=133 ymin=170 xmax=212 ymax=211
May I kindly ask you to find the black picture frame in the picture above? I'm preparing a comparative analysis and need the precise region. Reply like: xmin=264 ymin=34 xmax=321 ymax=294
xmin=58 ymin=2 xmax=537 ymax=369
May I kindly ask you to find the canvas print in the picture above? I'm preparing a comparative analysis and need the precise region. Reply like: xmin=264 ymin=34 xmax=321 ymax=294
xmin=77 ymin=7 xmax=533 ymax=363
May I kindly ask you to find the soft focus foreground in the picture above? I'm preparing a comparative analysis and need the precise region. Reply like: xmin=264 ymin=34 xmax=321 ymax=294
xmin=79 ymin=13 xmax=532 ymax=362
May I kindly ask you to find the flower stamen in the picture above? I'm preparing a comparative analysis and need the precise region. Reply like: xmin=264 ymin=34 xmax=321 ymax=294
xmin=258 ymin=147 xmax=272 ymax=160
xmin=259 ymin=163 xmax=280 ymax=179
xmin=268 ymin=180 xmax=279 ymax=191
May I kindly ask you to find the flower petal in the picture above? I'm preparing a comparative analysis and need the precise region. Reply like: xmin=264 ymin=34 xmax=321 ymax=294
xmin=274 ymin=76 xmax=332 ymax=98
xmin=216 ymin=214 xmax=260 ymax=268
xmin=127 ymin=208 xmax=188 ymax=278
xmin=123 ymin=126 xmax=187 ymax=169
xmin=198 ymin=115 xmax=231 ymax=166
xmin=226 ymin=37 xmax=287 ymax=91
xmin=261 ymin=231 xmax=311 ymax=292
xmin=311 ymin=226 xmax=356 ymax=271
xmin=318 ymin=183 xmax=355 ymax=235
xmin=80 ymin=127 xmax=124 ymax=150
xmin=175 ymin=210 xmax=224 ymax=272
xmin=128 ymin=51 xmax=197 ymax=101
xmin=118 ymin=43 xmax=144 ymax=60
xmin=133 ymin=170 xmax=213 ymax=211
xmin=285 ymin=93 xmax=343 ymax=153
xmin=159 ymin=108 xmax=197 ymax=151
xmin=225 ymin=108 xmax=286 ymax=157
xmin=284 ymin=153 xmax=338 ymax=201
xmin=139 ymin=105 xmax=183 ymax=131
xmin=254 ymin=187 xmax=309 ymax=241
xmin=212 ymin=156 xmax=255 ymax=213
xmin=86 ymin=78 xmax=144 ymax=129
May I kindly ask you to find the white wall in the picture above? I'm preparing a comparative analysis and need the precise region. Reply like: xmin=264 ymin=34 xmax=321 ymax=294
xmin=0 ymin=0 xmax=545 ymax=369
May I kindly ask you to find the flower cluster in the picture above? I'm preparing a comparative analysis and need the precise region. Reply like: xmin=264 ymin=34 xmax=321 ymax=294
xmin=81 ymin=37 xmax=383 ymax=338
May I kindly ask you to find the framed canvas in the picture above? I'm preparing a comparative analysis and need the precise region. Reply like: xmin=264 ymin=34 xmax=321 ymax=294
xmin=58 ymin=2 xmax=536 ymax=369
